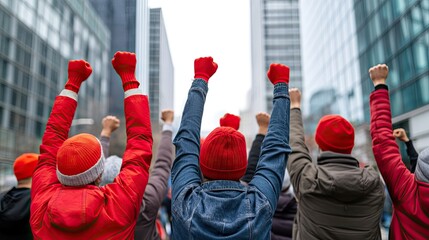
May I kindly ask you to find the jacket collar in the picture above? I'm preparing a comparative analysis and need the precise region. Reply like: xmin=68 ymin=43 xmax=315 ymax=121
xmin=317 ymin=151 xmax=359 ymax=167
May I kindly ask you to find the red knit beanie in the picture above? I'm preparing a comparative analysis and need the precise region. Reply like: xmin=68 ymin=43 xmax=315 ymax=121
xmin=315 ymin=115 xmax=354 ymax=154
xmin=13 ymin=153 xmax=39 ymax=181
xmin=219 ymin=113 xmax=241 ymax=130
xmin=200 ymin=127 xmax=247 ymax=181
xmin=57 ymin=133 xmax=104 ymax=186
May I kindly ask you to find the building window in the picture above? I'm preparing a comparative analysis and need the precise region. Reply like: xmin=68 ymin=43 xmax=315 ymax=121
xmin=0 ymin=35 xmax=10 ymax=56
xmin=0 ymin=59 xmax=7 ymax=79
xmin=398 ymin=48 xmax=414 ymax=83
xmin=411 ymin=6 xmax=424 ymax=36
xmin=390 ymin=91 xmax=403 ymax=117
xmin=0 ymin=83 xmax=5 ymax=101
xmin=9 ymin=112 xmax=26 ymax=133
xmin=418 ymin=75 xmax=429 ymax=104
xmin=402 ymin=83 xmax=417 ymax=112
xmin=35 ymin=120 xmax=43 ymax=138
xmin=412 ymin=35 xmax=429 ymax=74
xmin=36 ymin=100 xmax=44 ymax=117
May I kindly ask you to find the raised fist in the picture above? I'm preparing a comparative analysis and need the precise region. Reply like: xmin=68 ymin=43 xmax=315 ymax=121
xmin=289 ymin=88 xmax=301 ymax=109
xmin=161 ymin=109 xmax=174 ymax=124
xmin=219 ymin=113 xmax=240 ymax=130
xmin=111 ymin=51 xmax=139 ymax=91
xmin=101 ymin=116 xmax=120 ymax=135
xmin=369 ymin=64 xmax=388 ymax=86
xmin=393 ymin=128 xmax=409 ymax=142
xmin=65 ymin=60 xmax=93 ymax=93
xmin=194 ymin=56 xmax=218 ymax=82
xmin=112 ymin=51 xmax=136 ymax=75
xmin=256 ymin=112 xmax=270 ymax=135
xmin=267 ymin=63 xmax=290 ymax=85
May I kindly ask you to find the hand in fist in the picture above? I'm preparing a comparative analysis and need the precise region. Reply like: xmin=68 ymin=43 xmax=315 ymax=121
xmin=112 ymin=51 xmax=137 ymax=75
xmin=267 ymin=63 xmax=290 ymax=85
xmin=111 ymin=51 xmax=139 ymax=91
xmin=194 ymin=56 xmax=218 ymax=82
xmin=289 ymin=88 xmax=301 ymax=109
xmin=393 ymin=128 xmax=410 ymax=142
xmin=101 ymin=116 xmax=120 ymax=137
xmin=256 ymin=112 xmax=270 ymax=135
xmin=65 ymin=60 xmax=93 ymax=93
xmin=161 ymin=109 xmax=174 ymax=124
xmin=369 ymin=64 xmax=388 ymax=86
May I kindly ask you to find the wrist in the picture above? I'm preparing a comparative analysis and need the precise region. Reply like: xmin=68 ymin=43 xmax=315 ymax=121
xmin=290 ymin=103 xmax=301 ymax=109
xmin=100 ymin=129 xmax=112 ymax=137
xmin=372 ymin=78 xmax=386 ymax=86
xmin=258 ymin=127 xmax=268 ymax=135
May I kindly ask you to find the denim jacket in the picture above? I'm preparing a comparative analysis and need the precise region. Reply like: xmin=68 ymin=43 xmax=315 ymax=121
xmin=172 ymin=79 xmax=291 ymax=239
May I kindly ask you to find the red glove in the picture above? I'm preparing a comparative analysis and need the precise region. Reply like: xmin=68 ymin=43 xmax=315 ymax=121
xmin=194 ymin=57 xmax=218 ymax=82
xmin=267 ymin=63 xmax=290 ymax=85
xmin=219 ymin=113 xmax=240 ymax=130
xmin=65 ymin=60 xmax=92 ymax=93
xmin=111 ymin=51 xmax=140 ymax=91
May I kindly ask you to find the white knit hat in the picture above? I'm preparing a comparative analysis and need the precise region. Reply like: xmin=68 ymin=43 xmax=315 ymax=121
xmin=415 ymin=147 xmax=429 ymax=183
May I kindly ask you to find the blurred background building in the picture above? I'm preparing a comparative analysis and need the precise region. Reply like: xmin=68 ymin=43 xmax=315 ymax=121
xmin=241 ymin=0 xmax=303 ymax=144
xmin=299 ymin=0 xmax=429 ymax=165
xmin=0 ymin=0 xmax=110 ymax=191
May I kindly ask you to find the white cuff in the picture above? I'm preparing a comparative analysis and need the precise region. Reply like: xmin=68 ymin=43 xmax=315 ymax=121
xmin=162 ymin=123 xmax=173 ymax=132
xmin=59 ymin=89 xmax=78 ymax=101
xmin=124 ymin=88 xmax=142 ymax=98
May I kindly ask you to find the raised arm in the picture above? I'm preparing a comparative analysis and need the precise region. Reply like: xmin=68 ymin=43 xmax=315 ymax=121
xmin=286 ymin=88 xmax=315 ymax=198
xmin=32 ymin=60 xmax=92 ymax=197
xmin=369 ymin=64 xmax=415 ymax=202
xmin=250 ymin=63 xmax=292 ymax=210
xmin=106 ymin=51 xmax=153 ymax=213
xmin=99 ymin=115 xmax=120 ymax=158
xmin=139 ymin=110 xmax=175 ymax=225
xmin=393 ymin=128 xmax=419 ymax=173
xmin=241 ymin=112 xmax=270 ymax=183
xmin=172 ymin=57 xmax=218 ymax=201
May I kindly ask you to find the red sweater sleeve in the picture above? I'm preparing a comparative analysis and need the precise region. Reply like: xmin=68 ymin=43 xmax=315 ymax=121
xmin=105 ymin=94 xmax=153 ymax=215
xmin=32 ymin=95 xmax=77 ymax=199
xmin=369 ymin=89 xmax=415 ymax=202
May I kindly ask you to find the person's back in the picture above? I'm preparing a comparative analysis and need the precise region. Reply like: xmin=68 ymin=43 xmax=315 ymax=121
xmin=172 ymin=58 xmax=292 ymax=239
xmin=287 ymin=89 xmax=384 ymax=240
xmin=271 ymin=179 xmax=296 ymax=240
xmin=30 ymin=53 xmax=153 ymax=239
xmin=0 ymin=153 xmax=38 ymax=240
xmin=368 ymin=64 xmax=429 ymax=239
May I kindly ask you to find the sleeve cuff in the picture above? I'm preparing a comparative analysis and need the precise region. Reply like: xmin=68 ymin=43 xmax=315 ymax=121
xmin=59 ymin=89 xmax=78 ymax=101
xmin=124 ymin=88 xmax=143 ymax=98
xmin=163 ymin=123 xmax=173 ymax=132
xmin=374 ymin=84 xmax=388 ymax=91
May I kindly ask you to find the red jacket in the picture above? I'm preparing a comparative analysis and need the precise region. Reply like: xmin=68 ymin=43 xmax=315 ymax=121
xmin=30 ymin=91 xmax=152 ymax=239
xmin=370 ymin=88 xmax=429 ymax=240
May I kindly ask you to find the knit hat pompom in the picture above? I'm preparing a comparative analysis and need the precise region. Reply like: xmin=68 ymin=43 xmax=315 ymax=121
xmin=200 ymin=127 xmax=247 ymax=181
xmin=219 ymin=113 xmax=241 ymax=130
xmin=57 ymin=133 xmax=104 ymax=186
xmin=315 ymin=115 xmax=354 ymax=154
xmin=13 ymin=153 xmax=39 ymax=181
xmin=415 ymin=147 xmax=429 ymax=183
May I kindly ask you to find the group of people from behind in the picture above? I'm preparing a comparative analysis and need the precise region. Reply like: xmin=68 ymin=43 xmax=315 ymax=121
xmin=0 ymin=52 xmax=429 ymax=239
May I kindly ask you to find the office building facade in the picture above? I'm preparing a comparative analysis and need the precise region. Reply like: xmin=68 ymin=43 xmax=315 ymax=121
xmin=355 ymin=0 xmax=429 ymax=151
xmin=0 ymin=0 xmax=110 ymax=190
xmin=149 ymin=8 xmax=174 ymax=132
xmin=242 ymin=0 xmax=303 ymax=141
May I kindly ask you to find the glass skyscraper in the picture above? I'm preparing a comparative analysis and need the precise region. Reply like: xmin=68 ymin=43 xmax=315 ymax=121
xmin=0 ymin=0 xmax=110 ymax=191
xmin=242 ymin=0 xmax=303 ymax=140
xmin=355 ymin=0 xmax=429 ymax=151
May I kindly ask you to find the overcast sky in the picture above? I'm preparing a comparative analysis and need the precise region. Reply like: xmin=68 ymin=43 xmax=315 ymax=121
xmin=149 ymin=0 xmax=251 ymax=133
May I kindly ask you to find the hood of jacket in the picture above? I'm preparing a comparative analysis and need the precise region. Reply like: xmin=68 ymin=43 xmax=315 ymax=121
xmin=316 ymin=151 xmax=383 ymax=202
xmin=47 ymin=185 xmax=104 ymax=232
xmin=0 ymin=187 xmax=31 ymax=229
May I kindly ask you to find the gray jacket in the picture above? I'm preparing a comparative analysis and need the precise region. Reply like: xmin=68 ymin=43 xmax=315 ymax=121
xmin=287 ymin=108 xmax=385 ymax=240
